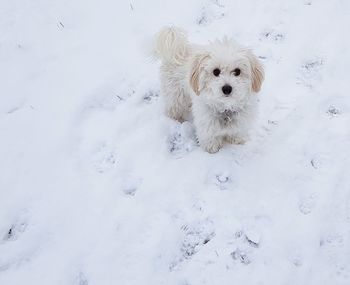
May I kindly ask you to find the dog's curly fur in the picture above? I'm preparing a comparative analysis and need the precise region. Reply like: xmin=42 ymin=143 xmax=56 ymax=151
xmin=154 ymin=27 xmax=264 ymax=153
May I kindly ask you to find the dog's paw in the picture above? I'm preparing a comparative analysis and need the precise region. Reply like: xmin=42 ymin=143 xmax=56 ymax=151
xmin=226 ymin=136 xmax=247 ymax=145
xmin=201 ymin=139 xmax=223 ymax=153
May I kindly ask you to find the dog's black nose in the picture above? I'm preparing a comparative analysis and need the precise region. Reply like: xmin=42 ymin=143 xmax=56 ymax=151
xmin=222 ymin=84 xmax=232 ymax=95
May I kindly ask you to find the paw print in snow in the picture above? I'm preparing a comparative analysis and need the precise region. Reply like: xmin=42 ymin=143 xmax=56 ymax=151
xmin=310 ymin=158 xmax=320 ymax=169
xmin=299 ymin=193 xmax=317 ymax=215
xmin=181 ymin=220 xmax=215 ymax=258
xmin=207 ymin=170 xmax=232 ymax=190
xmin=320 ymin=233 xmax=344 ymax=248
xmin=231 ymin=248 xmax=251 ymax=265
xmin=90 ymin=143 xmax=117 ymax=173
xmin=121 ymin=175 xmax=142 ymax=196
xmin=170 ymin=218 xmax=215 ymax=270
xmin=167 ymin=122 xmax=197 ymax=156
xmin=260 ymin=29 xmax=285 ymax=42
xmin=319 ymin=232 xmax=349 ymax=279
xmin=85 ymin=86 xmax=127 ymax=111
xmin=229 ymin=227 xmax=262 ymax=265
xmin=77 ymin=272 xmax=88 ymax=285
xmin=297 ymin=58 xmax=324 ymax=88
xmin=302 ymin=59 xmax=324 ymax=72
xmin=3 ymin=218 xmax=28 ymax=241
xmin=327 ymin=105 xmax=340 ymax=117
xmin=215 ymin=173 xmax=231 ymax=190
xmin=143 ymin=89 xmax=159 ymax=104
xmin=196 ymin=1 xmax=225 ymax=26
xmin=244 ymin=229 xmax=261 ymax=248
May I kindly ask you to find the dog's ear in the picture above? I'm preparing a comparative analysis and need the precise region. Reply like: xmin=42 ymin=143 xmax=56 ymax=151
xmin=189 ymin=53 xmax=210 ymax=95
xmin=246 ymin=50 xmax=264 ymax=93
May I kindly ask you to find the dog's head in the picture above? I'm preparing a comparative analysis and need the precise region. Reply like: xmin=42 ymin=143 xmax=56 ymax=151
xmin=189 ymin=39 xmax=264 ymax=109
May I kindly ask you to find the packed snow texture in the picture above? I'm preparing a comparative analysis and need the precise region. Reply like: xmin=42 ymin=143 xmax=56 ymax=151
xmin=1 ymin=0 xmax=350 ymax=284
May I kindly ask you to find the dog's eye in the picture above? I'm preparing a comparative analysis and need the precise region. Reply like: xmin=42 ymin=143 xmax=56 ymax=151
xmin=213 ymin=68 xmax=221 ymax=77
xmin=232 ymin=68 xmax=241 ymax=76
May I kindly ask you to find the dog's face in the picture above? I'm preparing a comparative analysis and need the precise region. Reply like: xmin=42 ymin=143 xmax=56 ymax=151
xmin=190 ymin=40 xmax=264 ymax=109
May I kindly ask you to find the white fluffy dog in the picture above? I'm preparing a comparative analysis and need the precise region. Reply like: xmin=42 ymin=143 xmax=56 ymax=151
xmin=154 ymin=27 xmax=264 ymax=153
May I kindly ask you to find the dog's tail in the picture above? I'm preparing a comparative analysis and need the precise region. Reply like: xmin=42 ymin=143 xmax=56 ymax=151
xmin=153 ymin=26 xmax=189 ymax=65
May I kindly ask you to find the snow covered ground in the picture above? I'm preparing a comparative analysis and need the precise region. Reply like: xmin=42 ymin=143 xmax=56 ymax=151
xmin=1 ymin=0 xmax=350 ymax=284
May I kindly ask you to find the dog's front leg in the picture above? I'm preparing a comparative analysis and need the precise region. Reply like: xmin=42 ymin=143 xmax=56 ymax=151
xmin=195 ymin=121 xmax=224 ymax=153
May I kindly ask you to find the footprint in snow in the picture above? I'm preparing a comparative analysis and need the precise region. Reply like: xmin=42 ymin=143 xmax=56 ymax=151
xmin=327 ymin=105 xmax=340 ymax=117
xmin=142 ymin=89 xmax=159 ymax=104
xmin=206 ymin=169 xmax=232 ymax=190
xmin=297 ymin=58 xmax=324 ymax=88
xmin=310 ymin=158 xmax=320 ymax=169
xmin=214 ymin=172 xmax=232 ymax=190
xmin=167 ymin=122 xmax=197 ymax=156
xmin=76 ymin=272 xmax=89 ymax=285
xmin=260 ymin=29 xmax=285 ymax=43
xmin=170 ymin=218 xmax=215 ymax=270
xmin=0 ymin=215 xmax=41 ymax=272
xmin=90 ymin=142 xmax=117 ymax=174
xmin=196 ymin=1 xmax=225 ymax=26
xmin=85 ymin=87 xmax=127 ymax=112
xmin=299 ymin=193 xmax=317 ymax=215
xmin=231 ymin=247 xmax=251 ymax=265
xmin=3 ymin=219 xmax=28 ymax=242
xmin=302 ymin=59 xmax=324 ymax=72
xmin=319 ymin=233 xmax=344 ymax=248
xmin=319 ymin=232 xmax=349 ymax=278
xmin=229 ymin=228 xmax=262 ymax=265
xmin=121 ymin=175 xmax=142 ymax=196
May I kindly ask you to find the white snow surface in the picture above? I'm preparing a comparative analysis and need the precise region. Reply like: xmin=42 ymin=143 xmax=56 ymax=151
xmin=1 ymin=0 xmax=350 ymax=284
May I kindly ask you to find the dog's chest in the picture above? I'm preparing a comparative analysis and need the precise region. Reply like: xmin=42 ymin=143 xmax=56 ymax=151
xmin=217 ymin=109 xmax=239 ymax=127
